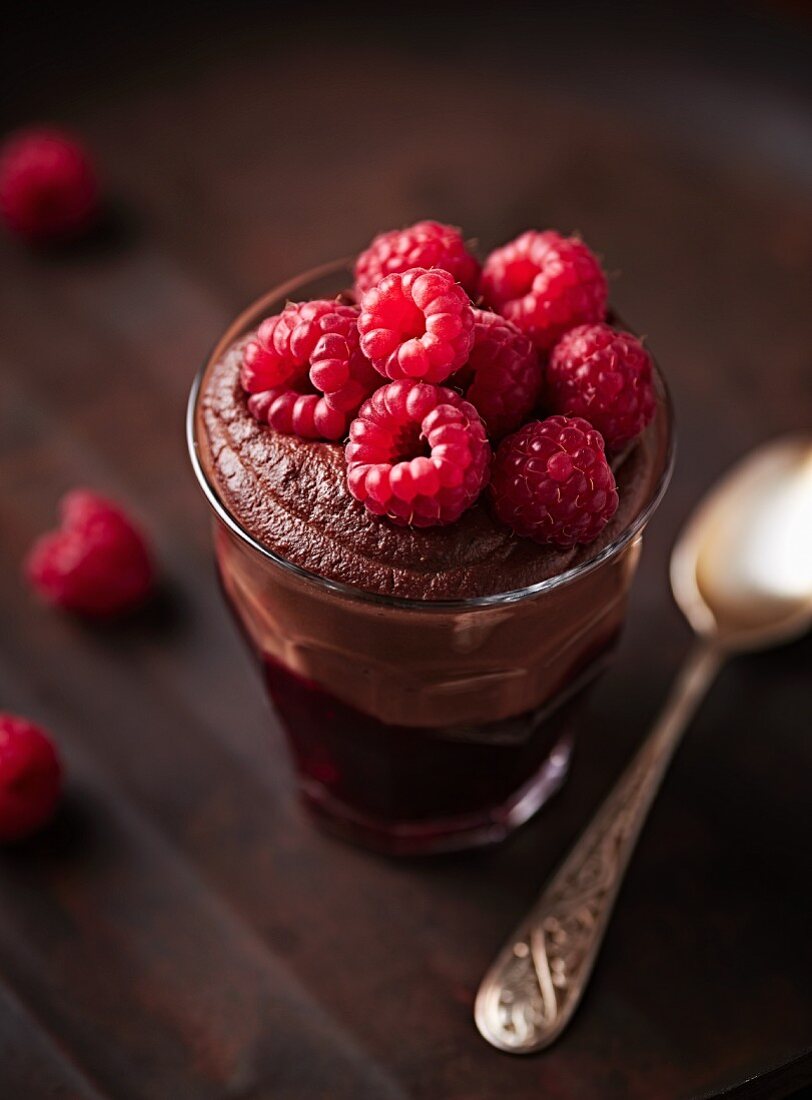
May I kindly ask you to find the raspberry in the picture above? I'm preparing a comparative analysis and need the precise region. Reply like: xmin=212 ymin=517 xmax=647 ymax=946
xmin=480 ymin=230 xmax=607 ymax=350
xmin=354 ymin=220 xmax=480 ymax=297
xmin=345 ymin=380 xmax=490 ymax=527
xmin=546 ymin=323 xmax=656 ymax=450
xmin=241 ymin=299 xmax=378 ymax=441
xmin=358 ymin=268 xmax=475 ymax=383
xmin=24 ymin=490 xmax=155 ymax=617
xmin=0 ymin=713 xmax=62 ymax=842
xmin=449 ymin=309 xmax=542 ymax=438
xmin=0 ymin=128 xmax=99 ymax=243
xmin=490 ymin=415 xmax=618 ymax=548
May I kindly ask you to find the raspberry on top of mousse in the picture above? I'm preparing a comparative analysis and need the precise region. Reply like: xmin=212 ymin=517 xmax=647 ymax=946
xmin=448 ymin=308 xmax=542 ymax=439
xmin=345 ymin=380 xmax=490 ymax=527
xmin=238 ymin=221 xmax=657 ymax=544
xmin=480 ymin=229 xmax=608 ymax=350
xmin=490 ymin=416 xmax=619 ymax=548
xmin=354 ymin=219 xmax=480 ymax=297
xmin=358 ymin=267 xmax=475 ymax=383
xmin=546 ymin=322 xmax=655 ymax=451
xmin=242 ymin=299 xmax=379 ymax=441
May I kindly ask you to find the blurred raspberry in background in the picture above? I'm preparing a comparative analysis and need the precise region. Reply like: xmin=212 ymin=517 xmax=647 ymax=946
xmin=0 ymin=128 xmax=99 ymax=244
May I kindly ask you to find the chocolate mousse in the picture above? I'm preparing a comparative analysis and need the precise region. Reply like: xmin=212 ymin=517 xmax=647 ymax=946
xmin=188 ymin=225 xmax=674 ymax=854
xmin=197 ymin=337 xmax=667 ymax=601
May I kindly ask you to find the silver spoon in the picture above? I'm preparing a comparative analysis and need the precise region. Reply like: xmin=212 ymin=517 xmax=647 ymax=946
xmin=475 ymin=435 xmax=812 ymax=1054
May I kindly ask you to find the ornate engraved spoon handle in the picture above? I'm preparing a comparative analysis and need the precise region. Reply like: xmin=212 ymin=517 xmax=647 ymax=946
xmin=475 ymin=641 xmax=723 ymax=1054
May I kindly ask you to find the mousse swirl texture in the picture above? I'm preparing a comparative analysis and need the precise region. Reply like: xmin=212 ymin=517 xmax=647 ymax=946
xmin=197 ymin=337 xmax=665 ymax=601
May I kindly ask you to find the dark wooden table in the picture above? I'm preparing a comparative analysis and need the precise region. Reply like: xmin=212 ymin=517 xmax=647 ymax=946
xmin=1 ymin=4 xmax=811 ymax=1097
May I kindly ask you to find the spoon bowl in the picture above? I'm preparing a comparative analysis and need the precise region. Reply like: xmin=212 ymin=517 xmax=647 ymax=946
xmin=671 ymin=435 xmax=812 ymax=650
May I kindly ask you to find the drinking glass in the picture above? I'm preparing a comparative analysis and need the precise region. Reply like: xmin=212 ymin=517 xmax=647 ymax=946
xmin=188 ymin=262 xmax=674 ymax=855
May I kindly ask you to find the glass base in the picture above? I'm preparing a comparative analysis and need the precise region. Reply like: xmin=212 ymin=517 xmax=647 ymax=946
xmin=299 ymin=733 xmax=573 ymax=855
xmin=262 ymin=654 xmax=602 ymax=856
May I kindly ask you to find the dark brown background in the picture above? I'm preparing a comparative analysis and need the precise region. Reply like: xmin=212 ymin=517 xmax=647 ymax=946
xmin=1 ymin=3 xmax=811 ymax=1097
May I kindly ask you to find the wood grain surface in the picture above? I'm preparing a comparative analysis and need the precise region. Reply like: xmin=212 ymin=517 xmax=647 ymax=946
xmin=1 ymin=4 xmax=811 ymax=1097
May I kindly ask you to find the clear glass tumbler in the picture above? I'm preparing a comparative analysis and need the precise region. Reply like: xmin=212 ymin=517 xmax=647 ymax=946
xmin=188 ymin=262 xmax=674 ymax=855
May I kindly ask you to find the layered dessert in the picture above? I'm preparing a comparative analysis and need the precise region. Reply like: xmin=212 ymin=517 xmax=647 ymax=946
xmin=191 ymin=222 xmax=672 ymax=853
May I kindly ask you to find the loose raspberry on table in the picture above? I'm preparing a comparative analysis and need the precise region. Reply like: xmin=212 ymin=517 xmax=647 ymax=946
xmin=24 ymin=490 xmax=155 ymax=617
xmin=0 ymin=713 xmax=62 ymax=842
xmin=449 ymin=309 xmax=543 ymax=438
xmin=547 ymin=322 xmax=656 ymax=451
xmin=358 ymin=268 xmax=475 ymax=384
xmin=480 ymin=230 xmax=607 ymax=350
xmin=241 ymin=299 xmax=378 ymax=441
xmin=0 ymin=128 xmax=99 ymax=243
xmin=345 ymin=380 xmax=491 ymax=527
xmin=490 ymin=415 xmax=618 ymax=548
xmin=354 ymin=220 xmax=480 ymax=297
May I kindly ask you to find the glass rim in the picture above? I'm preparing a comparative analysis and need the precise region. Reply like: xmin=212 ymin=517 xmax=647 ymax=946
xmin=187 ymin=259 xmax=676 ymax=613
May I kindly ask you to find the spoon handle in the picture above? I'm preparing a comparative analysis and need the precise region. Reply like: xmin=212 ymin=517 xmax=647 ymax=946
xmin=475 ymin=641 xmax=723 ymax=1054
